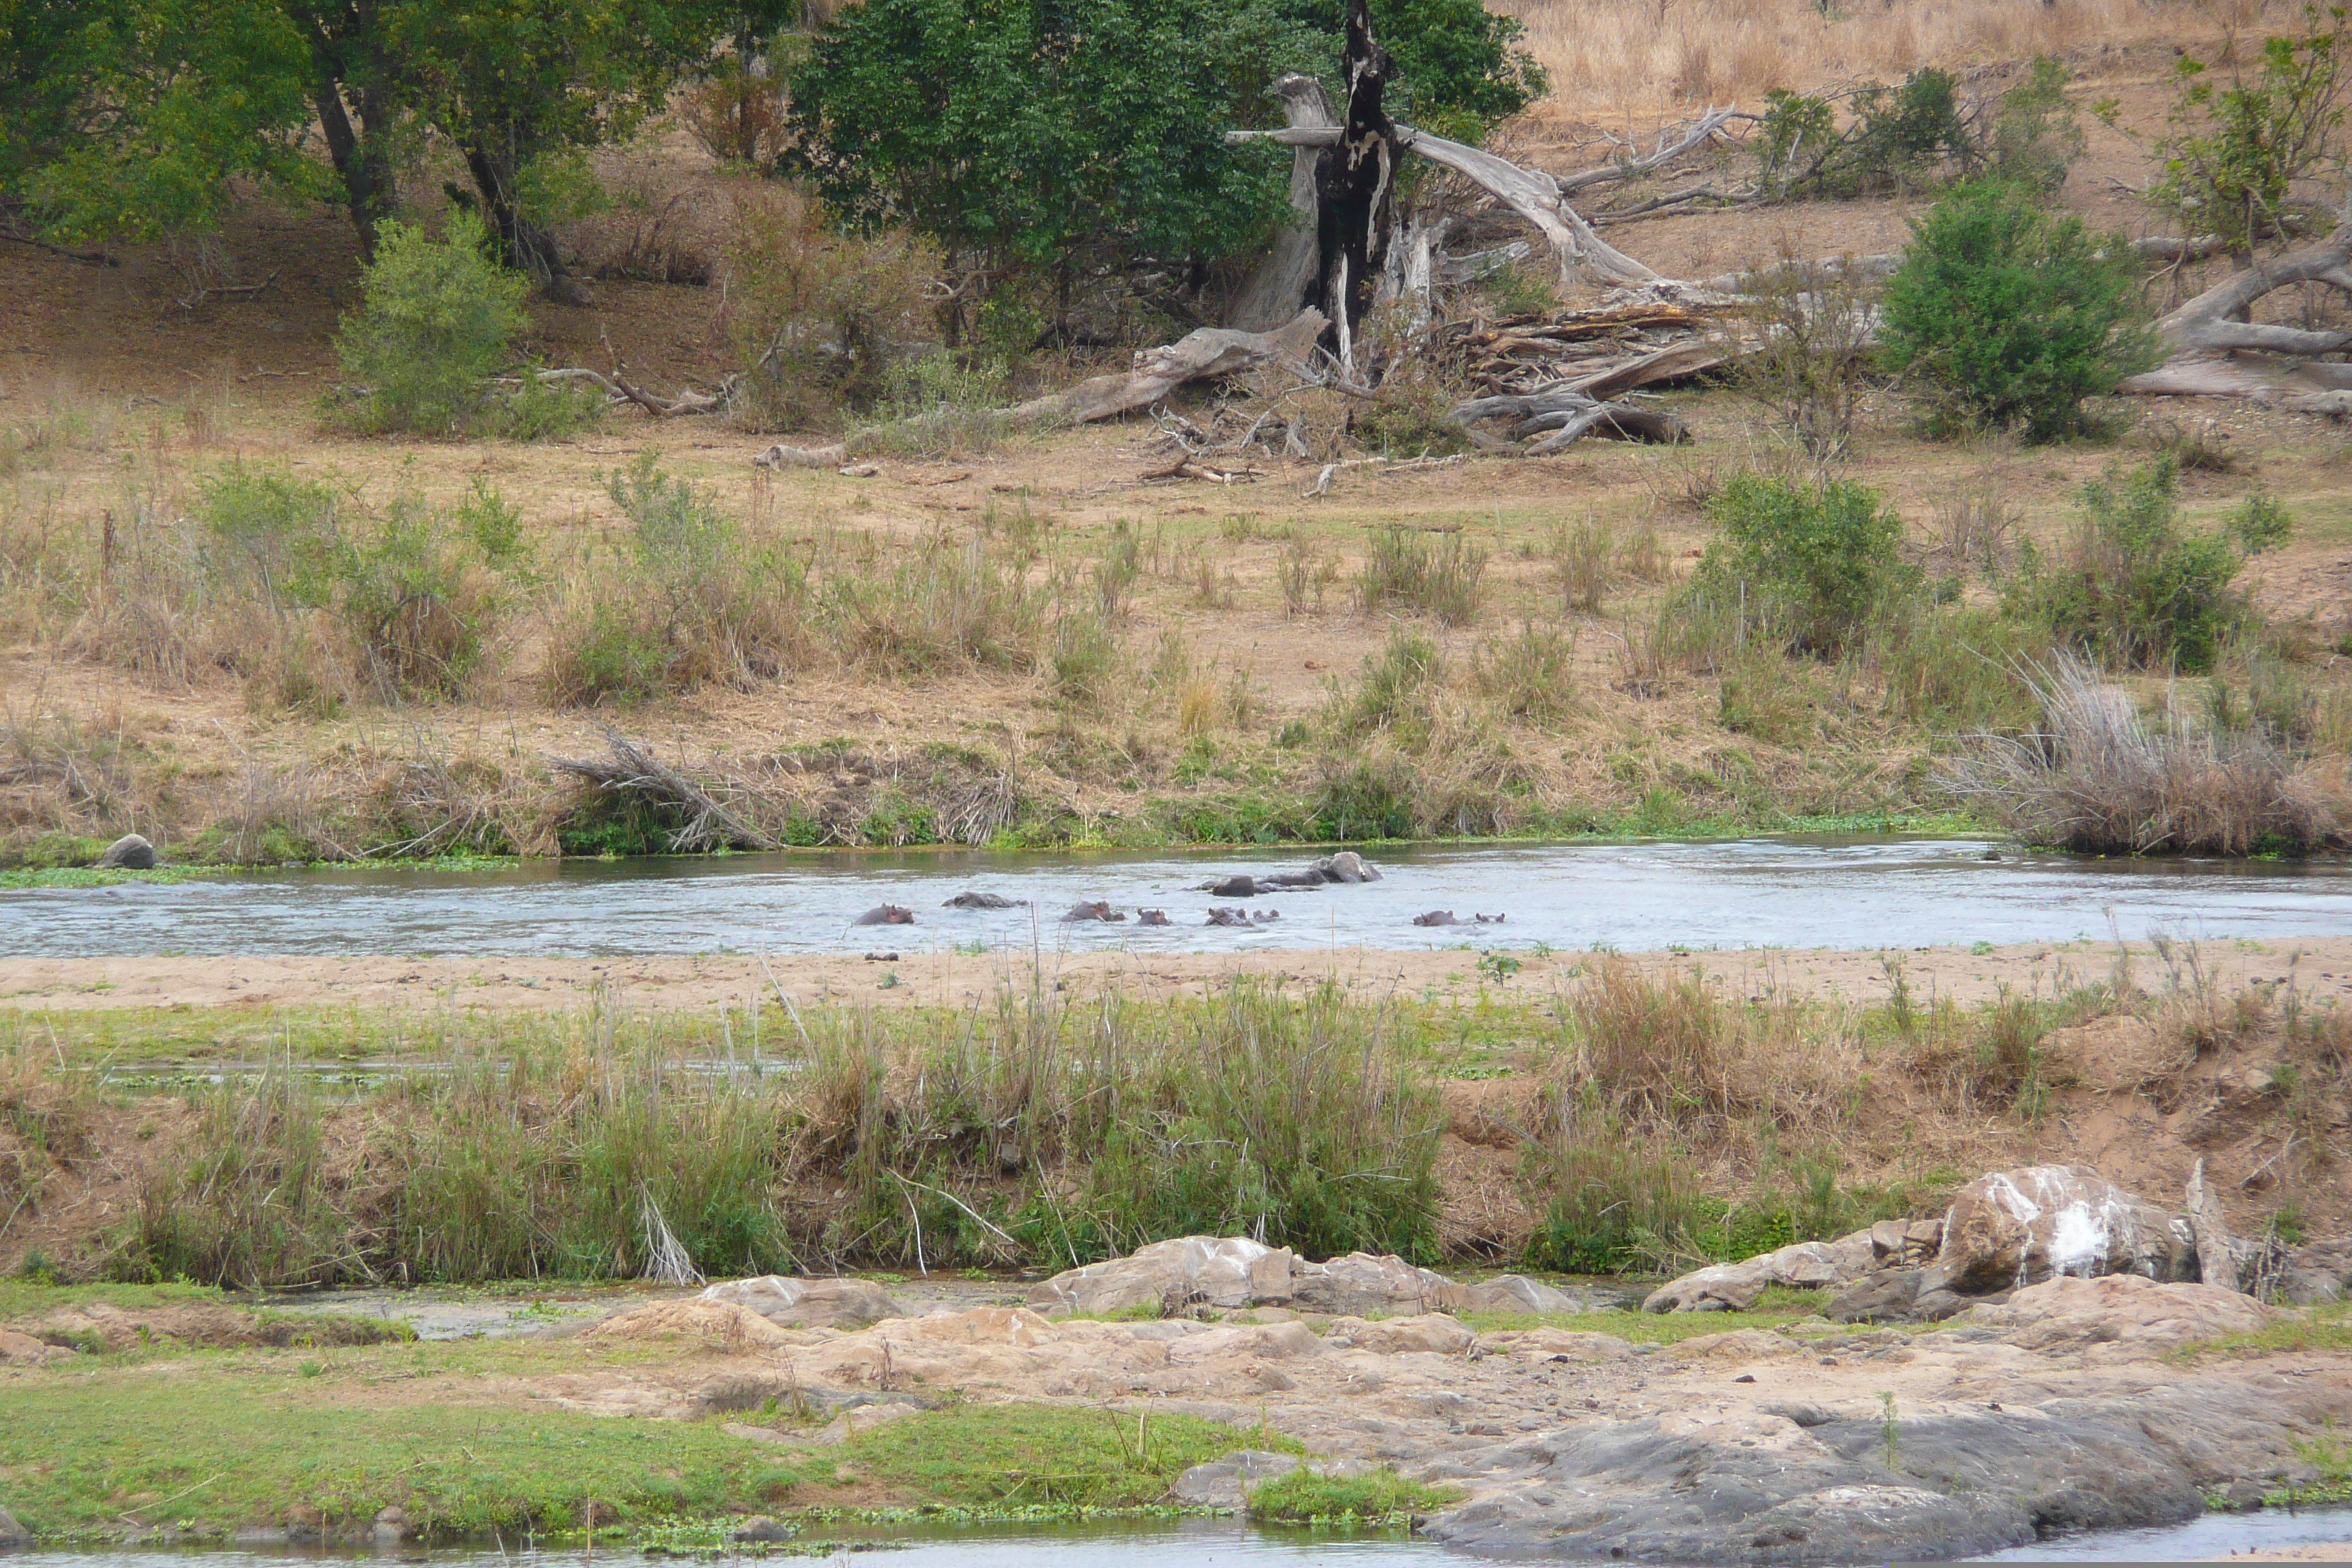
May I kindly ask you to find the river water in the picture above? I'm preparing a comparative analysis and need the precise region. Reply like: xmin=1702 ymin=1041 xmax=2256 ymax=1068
xmin=4 ymin=836 xmax=2351 ymax=958
xmin=12 ymin=1502 xmax=2352 ymax=1563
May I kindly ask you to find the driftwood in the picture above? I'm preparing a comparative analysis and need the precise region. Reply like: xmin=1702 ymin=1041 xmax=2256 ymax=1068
xmin=1556 ymin=108 xmax=1746 ymax=194
xmin=1450 ymin=388 xmax=1686 ymax=453
xmin=2122 ymin=193 xmax=2352 ymax=409
xmin=539 ymin=366 xmax=721 ymax=418
xmin=1013 ymin=308 xmax=1327 ymax=423
xmin=549 ymin=726 xmax=781 ymax=853
xmin=754 ymin=442 xmax=851 ymax=468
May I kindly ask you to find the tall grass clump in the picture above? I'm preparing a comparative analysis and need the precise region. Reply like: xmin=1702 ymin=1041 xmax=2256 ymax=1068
xmin=1357 ymin=527 xmax=1485 ymax=625
xmin=117 ymin=983 xmax=1444 ymax=1284
xmin=1330 ymin=626 xmax=1444 ymax=742
xmin=1941 ymin=652 xmax=2338 ymax=854
xmin=829 ymin=528 xmax=1044 ymax=675
xmin=2005 ymin=458 xmax=2281 ymax=674
xmin=1472 ymin=619 xmax=1578 ymax=724
xmin=547 ymin=455 xmax=806 ymax=704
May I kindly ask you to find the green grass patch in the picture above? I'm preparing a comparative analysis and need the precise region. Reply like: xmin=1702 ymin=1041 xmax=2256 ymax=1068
xmin=0 ymin=1278 xmax=232 ymax=1321
xmin=1246 ymin=1466 xmax=1463 ymax=1525
xmin=2166 ymin=1303 xmax=2352 ymax=1364
xmin=0 ymin=1346 xmax=831 ymax=1541
xmin=841 ymin=1406 xmax=1296 ymax=1509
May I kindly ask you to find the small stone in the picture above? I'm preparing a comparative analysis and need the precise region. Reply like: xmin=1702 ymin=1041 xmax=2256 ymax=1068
xmin=728 ymin=1516 xmax=796 ymax=1543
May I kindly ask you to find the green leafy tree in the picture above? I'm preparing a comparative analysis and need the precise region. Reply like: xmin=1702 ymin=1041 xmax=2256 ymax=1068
xmin=0 ymin=0 xmax=317 ymax=242
xmin=2149 ymin=4 xmax=2348 ymax=257
xmin=1881 ymin=178 xmax=2156 ymax=442
xmin=785 ymin=0 xmax=1540 ymax=315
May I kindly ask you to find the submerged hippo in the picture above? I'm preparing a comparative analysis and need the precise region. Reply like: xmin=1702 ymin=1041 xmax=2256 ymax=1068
xmin=1201 ymin=850 xmax=1382 ymax=897
xmin=1254 ymin=909 xmax=1281 ymax=922
xmin=855 ymin=904 xmax=916 ymax=926
xmin=1137 ymin=909 xmax=1172 ymax=926
xmin=943 ymin=891 xmax=1023 ymax=910
xmin=1413 ymin=911 xmax=1460 ymax=927
xmin=1062 ymin=900 xmax=1125 ymax=922
xmin=1205 ymin=907 xmax=1250 ymax=927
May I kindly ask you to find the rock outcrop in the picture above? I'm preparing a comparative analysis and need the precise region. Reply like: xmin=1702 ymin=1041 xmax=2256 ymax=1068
xmin=1962 ymin=1274 xmax=2271 ymax=1354
xmin=2281 ymin=1238 xmax=2352 ymax=1304
xmin=0 ymin=1507 xmax=31 ymax=1548
xmin=701 ymin=1275 xmax=905 ymax=1330
xmin=1643 ymin=1231 xmax=1877 ymax=1313
xmin=1024 ymin=1236 xmax=1601 ymax=1320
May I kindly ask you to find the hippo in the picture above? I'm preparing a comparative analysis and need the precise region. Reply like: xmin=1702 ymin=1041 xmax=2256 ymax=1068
xmin=943 ymin=892 xmax=1023 ymax=910
xmin=1413 ymin=911 xmax=1461 ymax=927
xmin=1206 ymin=875 xmax=1259 ymax=898
xmin=1062 ymin=900 xmax=1125 ymax=922
xmin=855 ymin=904 xmax=916 ymax=925
xmin=1205 ymin=907 xmax=1251 ymax=927
xmin=1137 ymin=909 xmax=1172 ymax=926
xmin=1253 ymin=909 xmax=1281 ymax=923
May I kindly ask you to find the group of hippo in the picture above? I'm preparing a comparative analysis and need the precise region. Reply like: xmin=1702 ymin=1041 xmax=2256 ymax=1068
xmin=843 ymin=851 xmax=1493 ymax=930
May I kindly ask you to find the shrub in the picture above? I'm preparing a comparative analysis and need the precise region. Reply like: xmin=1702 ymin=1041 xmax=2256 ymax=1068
xmin=1689 ymin=472 xmax=1915 ymax=655
xmin=829 ymin=529 xmax=1044 ymax=676
xmin=725 ymin=189 xmax=937 ymax=431
xmin=331 ymin=217 xmax=532 ymax=437
xmin=332 ymin=497 xmax=505 ymax=700
xmin=2004 ymin=458 xmax=2274 ymax=672
xmin=1049 ymin=611 xmax=1119 ymax=706
xmin=1880 ymin=179 xmax=2155 ymax=442
xmin=1986 ymin=56 xmax=2087 ymax=193
xmin=2149 ymin=6 xmax=2349 ymax=257
xmin=1735 ymin=256 xmax=1878 ymax=461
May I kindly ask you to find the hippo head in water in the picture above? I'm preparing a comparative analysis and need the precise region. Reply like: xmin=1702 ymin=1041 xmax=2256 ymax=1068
xmin=1136 ymin=908 xmax=1172 ymax=926
xmin=856 ymin=904 xmax=916 ymax=925
xmin=1062 ymin=900 xmax=1124 ymax=922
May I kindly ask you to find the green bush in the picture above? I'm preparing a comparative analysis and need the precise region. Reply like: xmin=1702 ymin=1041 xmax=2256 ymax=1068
xmin=331 ymin=217 xmax=531 ymax=436
xmin=1880 ymin=179 xmax=2156 ymax=442
xmin=1759 ymin=60 xmax=2082 ymax=200
xmin=2004 ymin=457 xmax=2277 ymax=672
xmin=1690 ymin=472 xmax=1915 ymax=655
xmin=2150 ymin=7 xmax=2349 ymax=257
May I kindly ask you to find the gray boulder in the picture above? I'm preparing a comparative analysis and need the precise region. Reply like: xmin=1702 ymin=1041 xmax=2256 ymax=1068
xmin=0 ymin=1509 xmax=28 ymax=1549
xmin=97 ymin=833 xmax=155 ymax=870
xmin=701 ymin=1275 xmax=904 ymax=1330
xmin=1643 ymin=1230 xmax=1877 ymax=1313
xmin=1461 ymin=1275 xmax=1613 ymax=1314
xmin=1170 ymin=1449 xmax=1303 ymax=1507
xmin=1310 ymin=851 xmax=1381 ymax=883
xmin=1289 ymin=1251 xmax=1469 ymax=1317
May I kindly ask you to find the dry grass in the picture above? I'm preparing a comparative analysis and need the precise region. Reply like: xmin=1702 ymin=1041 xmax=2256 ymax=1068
xmin=1506 ymin=0 xmax=2245 ymax=121
xmin=1941 ymin=654 xmax=2342 ymax=854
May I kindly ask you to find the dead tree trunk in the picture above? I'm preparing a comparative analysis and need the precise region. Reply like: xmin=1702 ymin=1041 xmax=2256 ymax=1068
xmin=1315 ymin=0 xmax=1401 ymax=380
xmin=2123 ymin=192 xmax=2352 ymax=409
xmin=1228 ymin=76 xmax=1336 ymax=331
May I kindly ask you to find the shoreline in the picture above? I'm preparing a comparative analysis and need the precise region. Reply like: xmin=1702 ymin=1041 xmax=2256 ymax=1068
xmin=7 ymin=935 xmax=2351 ymax=1016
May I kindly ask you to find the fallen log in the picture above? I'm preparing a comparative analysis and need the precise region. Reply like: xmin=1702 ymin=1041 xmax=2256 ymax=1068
xmin=550 ymin=727 xmax=780 ymax=853
xmin=1450 ymin=388 xmax=1686 ymax=452
xmin=2122 ymin=192 xmax=2352 ymax=407
xmin=1012 ymin=309 xmax=1327 ymax=423
xmin=539 ymin=366 xmax=722 ymax=418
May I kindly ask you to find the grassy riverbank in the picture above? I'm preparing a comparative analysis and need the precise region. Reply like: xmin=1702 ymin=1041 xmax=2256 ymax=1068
xmin=6 ymin=954 xmax=2346 ymax=1284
